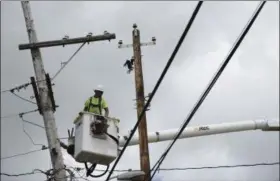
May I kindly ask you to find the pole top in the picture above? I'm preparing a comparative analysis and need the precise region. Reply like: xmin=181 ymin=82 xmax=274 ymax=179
xmin=133 ymin=23 xmax=138 ymax=29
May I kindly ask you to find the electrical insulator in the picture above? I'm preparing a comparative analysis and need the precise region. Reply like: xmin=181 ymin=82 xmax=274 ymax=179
xmin=133 ymin=23 xmax=137 ymax=29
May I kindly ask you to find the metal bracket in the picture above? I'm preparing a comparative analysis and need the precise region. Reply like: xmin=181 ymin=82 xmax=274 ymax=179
xmin=30 ymin=76 xmax=43 ymax=114
xmin=140 ymin=41 xmax=156 ymax=47
xmin=118 ymin=44 xmax=133 ymax=49
xmin=45 ymin=73 xmax=56 ymax=112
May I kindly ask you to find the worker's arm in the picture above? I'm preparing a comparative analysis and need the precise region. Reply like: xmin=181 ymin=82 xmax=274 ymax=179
xmin=102 ymin=98 xmax=109 ymax=117
xmin=74 ymin=98 xmax=89 ymax=124
xmin=83 ymin=98 xmax=90 ymax=111
xmin=104 ymin=107 xmax=109 ymax=117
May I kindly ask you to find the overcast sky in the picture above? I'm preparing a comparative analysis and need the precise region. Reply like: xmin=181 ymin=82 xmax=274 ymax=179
xmin=1 ymin=1 xmax=279 ymax=181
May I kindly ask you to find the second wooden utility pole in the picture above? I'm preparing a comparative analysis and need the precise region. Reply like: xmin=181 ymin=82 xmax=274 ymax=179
xmin=132 ymin=25 xmax=151 ymax=180
xmin=118 ymin=24 xmax=156 ymax=180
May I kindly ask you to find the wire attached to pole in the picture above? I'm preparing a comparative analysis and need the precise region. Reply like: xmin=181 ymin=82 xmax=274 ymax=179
xmin=10 ymin=91 xmax=37 ymax=105
xmin=52 ymin=42 xmax=86 ymax=80
xmin=20 ymin=114 xmax=46 ymax=147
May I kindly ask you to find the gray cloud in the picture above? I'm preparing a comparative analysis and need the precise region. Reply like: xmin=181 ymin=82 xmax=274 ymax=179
xmin=1 ymin=1 xmax=279 ymax=181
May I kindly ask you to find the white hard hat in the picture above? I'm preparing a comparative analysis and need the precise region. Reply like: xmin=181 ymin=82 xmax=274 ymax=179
xmin=94 ymin=85 xmax=104 ymax=92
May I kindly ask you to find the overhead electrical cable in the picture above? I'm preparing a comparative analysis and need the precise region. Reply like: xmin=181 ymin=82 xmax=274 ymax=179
xmin=21 ymin=116 xmax=46 ymax=147
xmin=1 ymin=161 xmax=278 ymax=177
xmin=1 ymin=108 xmax=39 ymax=120
xmin=10 ymin=91 xmax=37 ymax=105
xmin=1 ymin=147 xmax=48 ymax=160
xmin=52 ymin=42 xmax=86 ymax=80
xmin=147 ymin=2 xmax=267 ymax=181
xmin=1 ymin=82 xmax=31 ymax=94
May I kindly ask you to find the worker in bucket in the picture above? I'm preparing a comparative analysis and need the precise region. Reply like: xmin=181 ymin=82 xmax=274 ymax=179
xmin=67 ymin=85 xmax=109 ymax=156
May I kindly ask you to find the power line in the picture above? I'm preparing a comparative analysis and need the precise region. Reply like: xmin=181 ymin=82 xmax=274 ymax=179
xmin=152 ymin=162 xmax=280 ymax=171
xmin=1 ymin=79 xmax=48 ymax=95
xmin=19 ymin=112 xmax=44 ymax=129
xmin=0 ymin=169 xmax=47 ymax=177
xmin=1 ymin=89 xmax=12 ymax=93
xmin=2 ymin=114 xmax=49 ymax=151
xmin=1 ymin=104 xmax=57 ymax=121
xmin=0 ymin=166 xmax=103 ymax=181
xmin=105 ymin=1 xmax=203 ymax=180
xmin=52 ymin=42 xmax=86 ymax=80
xmin=1 ymin=147 xmax=48 ymax=160
xmin=21 ymin=116 xmax=46 ymax=147
xmin=10 ymin=91 xmax=37 ymax=105
xmin=148 ymin=2 xmax=267 ymax=181
xmin=21 ymin=118 xmax=45 ymax=129
xmin=1 ymin=112 xmax=44 ymax=129
xmin=1 ymin=113 xmax=21 ymax=119
xmin=77 ymin=162 xmax=280 ymax=172
xmin=1 ymin=82 xmax=31 ymax=94
xmin=1 ymin=108 xmax=39 ymax=120
xmin=2 ymin=162 xmax=278 ymax=178
xmin=0 ymin=167 xmax=75 ymax=181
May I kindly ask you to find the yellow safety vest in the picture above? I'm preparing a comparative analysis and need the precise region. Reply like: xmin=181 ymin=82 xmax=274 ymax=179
xmin=84 ymin=96 xmax=108 ymax=115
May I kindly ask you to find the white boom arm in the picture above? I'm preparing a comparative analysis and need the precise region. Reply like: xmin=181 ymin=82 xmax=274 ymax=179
xmin=119 ymin=119 xmax=279 ymax=147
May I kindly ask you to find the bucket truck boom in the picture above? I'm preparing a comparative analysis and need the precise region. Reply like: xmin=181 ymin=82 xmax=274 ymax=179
xmin=119 ymin=119 xmax=279 ymax=147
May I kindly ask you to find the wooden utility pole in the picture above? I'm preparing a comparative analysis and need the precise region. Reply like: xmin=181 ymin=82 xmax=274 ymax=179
xmin=20 ymin=1 xmax=116 ymax=180
xmin=132 ymin=25 xmax=151 ymax=180
xmin=21 ymin=2 xmax=67 ymax=180
xmin=118 ymin=24 xmax=156 ymax=180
